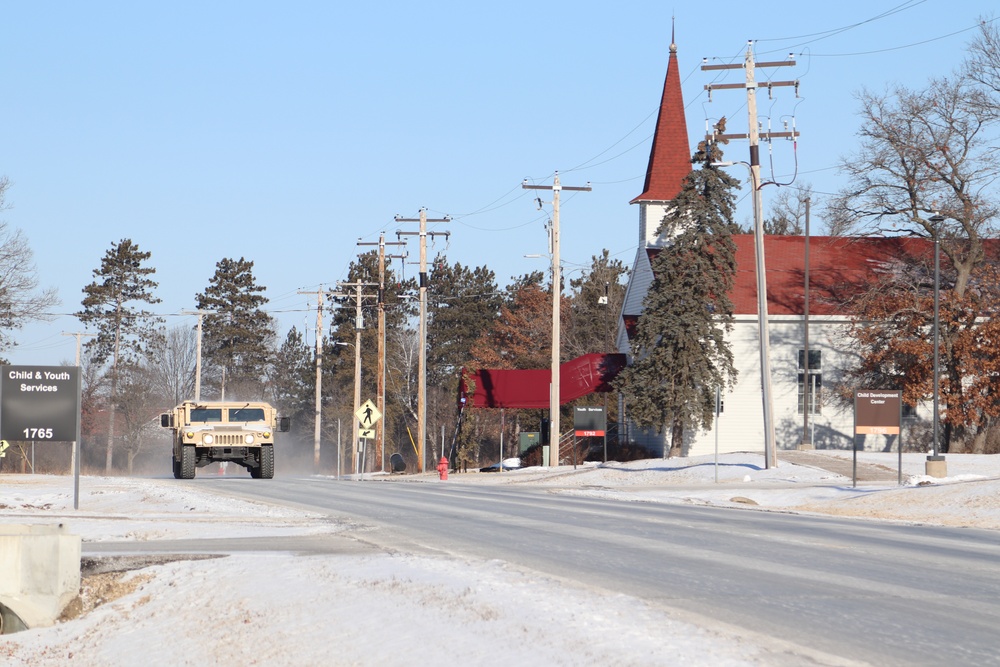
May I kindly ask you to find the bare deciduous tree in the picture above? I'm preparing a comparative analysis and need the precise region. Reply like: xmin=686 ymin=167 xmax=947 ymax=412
xmin=835 ymin=22 xmax=1000 ymax=452
xmin=147 ymin=325 xmax=198 ymax=406
xmin=763 ymin=185 xmax=813 ymax=235
xmin=0 ymin=177 xmax=59 ymax=358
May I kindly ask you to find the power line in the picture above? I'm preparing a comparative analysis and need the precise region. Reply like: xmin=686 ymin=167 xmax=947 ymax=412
xmin=755 ymin=0 xmax=927 ymax=43
xmin=802 ymin=19 xmax=995 ymax=58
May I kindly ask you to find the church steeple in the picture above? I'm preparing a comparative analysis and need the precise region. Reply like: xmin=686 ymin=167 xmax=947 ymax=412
xmin=630 ymin=27 xmax=691 ymax=206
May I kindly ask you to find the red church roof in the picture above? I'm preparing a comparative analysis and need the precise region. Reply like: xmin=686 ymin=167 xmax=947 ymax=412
xmin=729 ymin=234 xmax=932 ymax=316
xmin=631 ymin=42 xmax=691 ymax=204
xmin=623 ymin=234 xmax=947 ymax=339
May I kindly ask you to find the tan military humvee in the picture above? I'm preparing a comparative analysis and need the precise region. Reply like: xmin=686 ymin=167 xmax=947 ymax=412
xmin=159 ymin=401 xmax=289 ymax=479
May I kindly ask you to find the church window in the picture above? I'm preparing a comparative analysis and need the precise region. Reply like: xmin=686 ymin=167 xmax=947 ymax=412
xmin=798 ymin=350 xmax=822 ymax=415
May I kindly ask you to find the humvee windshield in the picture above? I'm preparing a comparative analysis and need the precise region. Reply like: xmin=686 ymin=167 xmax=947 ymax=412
xmin=190 ymin=408 xmax=223 ymax=422
xmin=230 ymin=408 xmax=266 ymax=422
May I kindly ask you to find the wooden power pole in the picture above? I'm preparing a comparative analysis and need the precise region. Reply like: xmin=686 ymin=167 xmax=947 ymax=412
xmin=181 ymin=309 xmax=212 ymax=402
xmin=703 ymin=41 xmax=799 ymax=469
xmin=395 ymin=209 xmax=450 ymax=473
xmin=358 ymin=233 xmax=406 ymax=472
xmin=337 ymin=280 xmax=378 ymax=476
xmin=297 ymin=287 xmax=328 ymax=472
xmin=522 ymin=173 xmax=591 ymax=467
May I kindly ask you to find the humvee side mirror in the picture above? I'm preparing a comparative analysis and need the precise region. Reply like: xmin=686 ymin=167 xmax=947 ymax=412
xmin=278 ymin=417 xmax=290 ymax=433
xmin=160 ymin=413 xmax=172 ymax=428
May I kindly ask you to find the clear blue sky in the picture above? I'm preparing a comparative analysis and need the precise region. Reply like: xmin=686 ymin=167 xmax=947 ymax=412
xmin=2 ymin=1 xmax=994 ymax=365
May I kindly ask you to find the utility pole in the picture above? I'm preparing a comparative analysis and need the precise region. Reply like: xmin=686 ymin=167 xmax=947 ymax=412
xmin=395 ymin=209 xmax=450 ymax=473
xmin=181 ymin=309 xmax=212 ymax=401
xmin=297 ymin=287 xmax=328 ymax=471
xmin=703 ymin=42 xmax=798 ymax=470
xmin=337 ymin=280 xmax=377 ymax=476
xmin=62 ymin=331 xmax=96 ymax=477
xmin=522 ymin=173 xmax=592 ymax=467
xmin=61 ymin=332 xmax=98 ymax=366
xmin=358 ymin=233 xmax=407 ymax=472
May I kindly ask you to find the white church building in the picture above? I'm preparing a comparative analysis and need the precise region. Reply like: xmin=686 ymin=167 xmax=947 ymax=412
xmin=617 ymin=39 xmax=932 ymax=457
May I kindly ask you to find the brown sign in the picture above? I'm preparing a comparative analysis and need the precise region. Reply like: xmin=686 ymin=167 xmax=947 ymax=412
xmin=854 ymin=390 xmax=902 ymax=435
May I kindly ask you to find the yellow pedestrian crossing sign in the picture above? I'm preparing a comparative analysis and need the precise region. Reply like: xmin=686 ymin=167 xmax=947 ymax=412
xmin=355 ymin=400 xmax=382 ymax=428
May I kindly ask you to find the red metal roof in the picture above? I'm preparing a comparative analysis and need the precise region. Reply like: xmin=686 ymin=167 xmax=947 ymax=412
xmin=644 ymin=235 xmax=955 ymax=317
xmin=732 ymin=235 xmax=920 ymax=316
xmin=631 ymin=44 xmax=691 ymax=205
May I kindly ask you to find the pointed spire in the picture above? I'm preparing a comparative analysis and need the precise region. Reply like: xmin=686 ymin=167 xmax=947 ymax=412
xmin=631 ymin=30 xmax=691 ymax=204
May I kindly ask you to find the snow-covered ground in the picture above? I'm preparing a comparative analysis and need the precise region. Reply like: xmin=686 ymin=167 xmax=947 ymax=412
xmin=458 ymin=451 xmax=1000 ymax=530
xmin=2 ymin=451 xmax=999 ymax=666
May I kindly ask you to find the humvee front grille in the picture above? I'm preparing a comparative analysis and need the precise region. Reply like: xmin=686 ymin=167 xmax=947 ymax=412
xmin=213 ymin=434 xmax=246 ymax=446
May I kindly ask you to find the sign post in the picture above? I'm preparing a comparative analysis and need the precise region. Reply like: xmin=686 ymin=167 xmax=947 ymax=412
xmin=853 ymin=389 xmax=903 ymax=487
xmin=354 ymin=399 xmax=382 ymax=475
xmin=1 ymin=366 xmax=82 ymax=507
xmin=573 ymin=407 xmax=606 ymax=471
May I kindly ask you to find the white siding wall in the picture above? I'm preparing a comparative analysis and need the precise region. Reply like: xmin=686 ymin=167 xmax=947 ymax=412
xmin=623 ymin=315 xmax=938 ymax=458
xmin=619 ymin=248 xmax=652 ymax=348
xmin=623 ymin=316 xmax=868 ymax=458
xmin=638 ymin=202 xmax=671 ymax=248
xmin=685 ymin=316 xmax=856 ymax=457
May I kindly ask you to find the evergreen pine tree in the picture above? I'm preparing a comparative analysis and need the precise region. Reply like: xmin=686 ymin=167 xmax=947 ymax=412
xmin=78 ymin=238 xmax=163 ymax=472
xmin=195 ymin=257 xmax=275 ymax=399
xmin=427 ymin=257 xmax=502 ymax=386
xmin=615 ymin=125 xmax=740 ymax=457
xmin=270 ymin=326 xmax=314 ymax=421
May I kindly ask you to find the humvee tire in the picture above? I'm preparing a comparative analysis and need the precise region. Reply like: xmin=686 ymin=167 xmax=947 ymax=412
xmin=180 ymin=445 xmax=196 ymax=479
xmin=250 ymin=445 xmax=274 ymax=479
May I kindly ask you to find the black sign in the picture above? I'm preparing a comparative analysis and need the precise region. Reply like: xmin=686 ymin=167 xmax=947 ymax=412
xmin=1 ymin=366 xmax=81 ymax=442
xmin=573 ymin=406 xmax=606 ymax=437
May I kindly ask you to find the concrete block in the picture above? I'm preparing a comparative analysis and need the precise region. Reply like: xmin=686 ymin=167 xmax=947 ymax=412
xmin=925 ymin=457 xmax=948 ymax=479
xmin=0 ymin=524 xmax=81 ymax=631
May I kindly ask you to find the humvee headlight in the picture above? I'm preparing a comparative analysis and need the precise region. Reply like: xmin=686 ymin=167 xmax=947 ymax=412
xmin=203 ymin=434 xmax=214 ymax=445
xmin=263 ymin=431 xmax=272 ymax=439
xmin=244 ymin=434 xmax=255 ymax=444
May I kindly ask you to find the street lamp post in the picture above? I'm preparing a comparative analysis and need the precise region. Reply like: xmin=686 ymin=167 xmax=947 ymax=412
xmin=600 ymin=281 xmax=610 ymax=463
xmin=334 ymin=340 xmax=361 ymax=477
xmin=927 ymin=214 xmax=947 ymax=478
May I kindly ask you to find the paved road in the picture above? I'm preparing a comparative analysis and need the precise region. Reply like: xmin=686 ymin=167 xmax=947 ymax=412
xmin=89 ymin=477 xmax=1000 ymax=666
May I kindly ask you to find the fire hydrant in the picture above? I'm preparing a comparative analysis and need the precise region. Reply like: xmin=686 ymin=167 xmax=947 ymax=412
xmin=437 ymin=456 xmax=449 ymax=481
